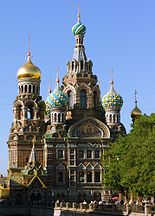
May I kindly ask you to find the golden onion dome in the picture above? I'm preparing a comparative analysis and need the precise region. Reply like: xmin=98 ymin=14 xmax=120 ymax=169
xmin=131 ymin=105 xmax=142 ymax=118
xmin=131 ymin=90 xmax=142 ymax=118
xmin=17 ymin=51 xmax=41 ymax=80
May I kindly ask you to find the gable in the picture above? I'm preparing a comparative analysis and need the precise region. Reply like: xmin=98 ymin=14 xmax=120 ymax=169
xmin=68 ymin=117 xmax=110 ymax=138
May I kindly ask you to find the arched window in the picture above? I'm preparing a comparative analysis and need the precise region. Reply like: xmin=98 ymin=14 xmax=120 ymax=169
xmin=58 ymin=113 xmax=61 ymax=122
xmin=25 ymin=85 xmax=27 ymax=93
xmin=94 ymin=171 xmax=100 ymax=182
xmin=109 ymin=114 xmax=112 ymax=123
xmin=26 ymin=104 xmax=34 ymax=119
xmin=93 ymin=91 xmax=98 ymax=110
xmin=87 ymin=171 xmax=92 ymax=182
xmin=33 ymin=85 xmax=35 ymax=93
xmin=68 ymin=91 xmax=74 ymax=109
xmin=62 ymin=113 xmax=64 ymax=122
xmin=79 ymin=171 xmax=84 ymax=182
xmin=80 ymin=90 xmax=87 ymax=109
xmin=29 ymin=85 xmax=31 ymax=93
xmin=113 ymin=114 xmax=115 ymax=123
xmin=81 ymin=61 xmax=83 ymax=70
xmin=21 ymin=85 xmax=23 ymax=93
xmin=54 ymin=113 xmax=57 ymax=122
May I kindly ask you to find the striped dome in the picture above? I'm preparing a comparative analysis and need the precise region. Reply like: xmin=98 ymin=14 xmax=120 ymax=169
xmin=46 ymin=86 xmax=68 ymax=109
xmin=72 ymin=21 xmax=86 ymax=36
xmin=102 ymin=80 xmax=123 ymax=110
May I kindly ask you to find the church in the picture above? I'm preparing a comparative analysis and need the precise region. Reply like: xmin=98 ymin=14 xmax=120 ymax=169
xmin=4 ymin=11 xmax=142 ymax=204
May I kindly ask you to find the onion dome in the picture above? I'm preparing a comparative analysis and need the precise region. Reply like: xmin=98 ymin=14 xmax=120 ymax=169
xmin=131 ymin=106 xmax=142 ymax=118
xmin=72 ymin=11 xmax=86 ymax=36
xmin=131 ymin=90 xmax=142 ymax=118
xmin=102 ymin=80 xmax=123 ymax=110
xmin=46 ymin=77 xmax=68 ymax=109
xmin=17 ymin=51 xmax=41 ymax=80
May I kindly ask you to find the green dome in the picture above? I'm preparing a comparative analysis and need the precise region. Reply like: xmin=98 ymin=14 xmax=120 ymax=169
xmin=102 ymin=80 xmax=123 ymax=110
xmin=72 ymin=21 xmax=86 ymax=36
xmin=46 ymin=86 xmax=68 ymax=109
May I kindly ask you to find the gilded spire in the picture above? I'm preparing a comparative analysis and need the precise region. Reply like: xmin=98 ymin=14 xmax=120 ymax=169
xmin=48 ymin=84 xmax=52 ymax=94
xmin=78 ymin=2 xmax=81 ymax=22
xmin=56 ymin=66 xmax=60 ymax=88
xmin=110 ymin=70 xmax=114 ymax=90
xmin=135 ymin=89 xmax=138 ymax=107
xmin=27 ymin=35 xmax=32 ymax=62
xmin=131 ymin=90 xmax=142 ymax=120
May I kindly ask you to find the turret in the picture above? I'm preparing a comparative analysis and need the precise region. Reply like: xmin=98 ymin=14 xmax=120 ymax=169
xmin=102 ymin=79 xmax=123 ymax=126
xmin=131 ymin=90 xmax=142 ymax=123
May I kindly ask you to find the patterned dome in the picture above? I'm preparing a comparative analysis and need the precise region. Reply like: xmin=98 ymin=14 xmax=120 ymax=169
xmin=17 ymin=51 xmax=41 ymax=80
xmin=46 ymin=86 xmax=68 ymax=109
xmin=72 ymin=19 xmax=86 ymax=36
xmin=102 ymin=80 xmax=123 ymax=110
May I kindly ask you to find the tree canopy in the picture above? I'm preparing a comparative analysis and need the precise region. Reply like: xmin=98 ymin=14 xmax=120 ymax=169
xmin=104 ymin=114 xmax=155 ymax=198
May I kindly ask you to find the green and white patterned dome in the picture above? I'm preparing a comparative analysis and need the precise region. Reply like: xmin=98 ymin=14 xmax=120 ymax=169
xmin=102 ymin=80 xmax=123 ymax=110
xmin=72 ymin=21 xmax=86 ymax=36
xmin=46 ymin=86 xmax=68 ymax=109
xmin=72 ymin=12 xmax=86 ymax=36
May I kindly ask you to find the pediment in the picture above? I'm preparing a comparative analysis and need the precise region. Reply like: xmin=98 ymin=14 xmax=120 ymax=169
xmin=68 ymin=117 xmax=110 ymax=138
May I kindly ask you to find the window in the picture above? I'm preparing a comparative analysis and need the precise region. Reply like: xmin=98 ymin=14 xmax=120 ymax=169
xmin=58 ymin=113 xmax=61 ymax=122
xmin=57 ymin=171 xmax=64 ymax=183
xmin=26 ymin=105 xmax=34 ymax=119
xmin=79 ymin=150 xmax=84 ymax=159
xmin=79 ymin=171 xmax=84 ymax=182
xmin=95 ymin=150 xmax=100 ymax=158
xmin=70 ymin=170 xmax=74 ymax=175
xmin=70 ymin=161 xmax=74 ymax=166
xmin=80 ymin=90 xmax=87 ymax=109
xmin=95 ymin=171 xmax=100 ymax=182
xmin=70 ymin=155 xmax=74 ymax=160
xmin=25 ymin=85 xmax=27 ymax=93
xmin=29 ymin=85 xmax=31 ymax=93
xmin=68 ymin=91 xmax=74 ymax=109
xmin=33 ymin=85 xmax=35 ymax=93
xmin=70 ymin=149 xmax=74 ymax=154
xmin=87 ymin=171 xmax=92 ymax=182
xmin=57 ymin=150 xmax=64 ymax=159
xmin=87 ymin=150 xmax=92 ymax=159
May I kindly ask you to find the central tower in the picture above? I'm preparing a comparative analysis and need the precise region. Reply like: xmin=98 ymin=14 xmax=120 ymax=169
xmin=62 ymin=11 xmax=101 ymax=122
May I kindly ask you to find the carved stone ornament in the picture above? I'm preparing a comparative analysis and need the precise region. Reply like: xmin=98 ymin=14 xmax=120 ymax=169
xmin=68 ymin=117 xmax=110 ymax=138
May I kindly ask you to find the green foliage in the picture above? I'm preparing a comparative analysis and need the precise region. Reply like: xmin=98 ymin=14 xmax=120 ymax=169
xmin=104 ymin=114 xmax=155 ymax=197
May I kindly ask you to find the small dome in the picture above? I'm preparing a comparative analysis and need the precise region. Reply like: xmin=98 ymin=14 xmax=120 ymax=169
xmin=72 ymin=21 xmax=86 ymax=36
xmin=46 ymin=86 xmax=68 ymax=109
xmin=102 ymin=80 xmax=123 ymax=110
xmin=17 ymin=52 xmax=41 ymax=80
xmin=131 ymin=106 xmax=142 ymax=118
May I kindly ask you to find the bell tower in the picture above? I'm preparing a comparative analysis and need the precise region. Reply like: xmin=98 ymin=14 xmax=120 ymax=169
xmin=62 ymin=10 xmax=101 ymax=122
xmin=8 ymin=45 xmax=46 ymax=173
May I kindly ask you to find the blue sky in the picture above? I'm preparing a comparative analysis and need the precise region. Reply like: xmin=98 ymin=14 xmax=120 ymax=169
xmin=0 ymin=0 xmax=155 ymax=174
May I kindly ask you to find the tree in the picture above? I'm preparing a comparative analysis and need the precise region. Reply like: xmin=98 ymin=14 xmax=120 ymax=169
xmin=104 ymin=114 xmax=155 ymax=199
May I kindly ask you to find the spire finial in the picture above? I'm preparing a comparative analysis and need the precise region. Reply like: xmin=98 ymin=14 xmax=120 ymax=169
xmin=135 ymin=89 xmax=138 ymax=106
xmin=27 ymin=34 xmax=31 ymax=62
xmin=48 ymin=84 xmax=52 ymax=94
xmin=56 ymin=66 xmax=60 ymax=88
xmin=78 ymin=2 xmax=81 ymax=22
xmin=110 ymin=69 xmax=114 ymax=89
